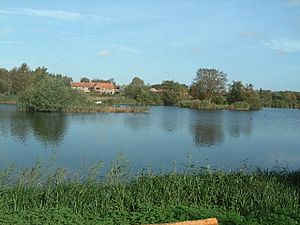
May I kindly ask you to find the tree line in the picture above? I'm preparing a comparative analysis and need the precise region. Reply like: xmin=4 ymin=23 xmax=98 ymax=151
xmin=124 ymin=69 xmax=300 ymax=110
xmin=1 ymin=63 xmax=299 ymax=111
xmin=0 ymin=63 xmax=72 ymax=95
xmin=0 ymin=63 xmax=83 ymax=112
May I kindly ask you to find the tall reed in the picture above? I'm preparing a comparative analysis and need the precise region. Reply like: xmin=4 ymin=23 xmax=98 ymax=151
xmin=0 ymin=156 xmax=299 ymax=224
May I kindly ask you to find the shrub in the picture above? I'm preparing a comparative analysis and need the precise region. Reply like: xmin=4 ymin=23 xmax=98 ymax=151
xmin=19 ymin=76 xmax=71 ymax=112
xmin=231 ymin=101 xmax=250 ymax=111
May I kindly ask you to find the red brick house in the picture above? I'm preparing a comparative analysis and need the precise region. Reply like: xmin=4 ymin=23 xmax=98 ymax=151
xmin=71 ymin=82 xmax=116 ymax=94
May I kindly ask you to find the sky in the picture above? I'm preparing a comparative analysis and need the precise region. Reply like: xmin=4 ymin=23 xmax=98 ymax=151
xmin=0 ymin=0 xmax=300 ymax=91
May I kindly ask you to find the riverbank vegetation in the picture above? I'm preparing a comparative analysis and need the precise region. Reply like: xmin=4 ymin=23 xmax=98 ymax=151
xmin=1 ymin=64 xmax=299 ymax=111
xmin=122 ymin=68 xmax=299 ymax=110
xmin=0 ymin=64 xmax=146 ymax=113
xmin=0 ymin=94 xmax=17 ymax=104
xmin=0 ymin=159 xmax=299 ymax=225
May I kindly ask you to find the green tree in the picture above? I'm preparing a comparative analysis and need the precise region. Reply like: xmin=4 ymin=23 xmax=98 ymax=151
xmin=244 ymin=83 xmax=261 ymax=110
xmin=136 ymin=89 xmax=162 ymax=105
xmin=161 ymin=80 xmax=188 ymax=105
xmin=130 ymin=77 xmax=144 ymax=87
xmin=11 ymin=63 xmax=34 ymax=94
xmin=124 ymin=77 xmax=146 ymax=100
xmin=19 ymin=76 xmax=70 ymax=112
xmin=191 ymin=68 xmax=227 ymax=102
xmin=227 ymin=81 xmax=246 ymax=104
xmin=0 ymin=68 xmax=11 ymax=94
xmin=258 ymin=89 xmax=273 ymax=107
xmin=80 ymin=77 xmax=90 ymax=83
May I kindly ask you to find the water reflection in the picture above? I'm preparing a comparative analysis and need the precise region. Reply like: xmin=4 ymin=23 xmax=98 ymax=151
xmin=190 ymin=111 xmax=224 ymax=147
xmin=0 ymin=106 xmax=68 ymax=146
xmin=26 ymin=113 xmax=68 ymax=146
xmin=123 ymin=114 xmax=151 ymax=131
xmin=1 ymin=105 xmax=300 ymax=171
xmin=226 ymin=111 xmax=253 ymax=137
xmin=159 ymin=107 xmax=180 ymax=132
xmin=9 ymin=112 xmax=31 ymax=142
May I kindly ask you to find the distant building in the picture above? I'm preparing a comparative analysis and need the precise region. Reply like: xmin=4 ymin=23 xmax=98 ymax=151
xmin=70 ymin=82 xmax=94 ymax=93
xmin=149 ymin=87 xmax=164 ymax=93
xmin=70 ymin=81 xmax=117 ymax=94
xmin=94 ymin=82 xmax=115 ymax=94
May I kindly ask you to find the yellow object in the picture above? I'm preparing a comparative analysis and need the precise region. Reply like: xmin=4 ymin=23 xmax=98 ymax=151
xmin=145 ymin=218 xmax=219 ymax=225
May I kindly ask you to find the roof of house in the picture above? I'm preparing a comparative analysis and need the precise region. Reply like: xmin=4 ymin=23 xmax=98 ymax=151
xmin=94 ymin=82 xmax=115 ymax=89
xmin=71 ymin=82 xmax=115 ymax=89
xmin=71 ymin=82 xmax=94 ymax=88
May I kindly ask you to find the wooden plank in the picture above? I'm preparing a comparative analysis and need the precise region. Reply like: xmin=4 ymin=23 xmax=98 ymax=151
xmin=145 ymin=218 xmax=218 ymax=225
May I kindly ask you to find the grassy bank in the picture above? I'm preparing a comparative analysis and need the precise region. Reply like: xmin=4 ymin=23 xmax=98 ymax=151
xmin=0 ymin=95 xmax=17 ymax=104
xmin=0 ymin=161 xmax=299 ymax=225
xmin=63 ymin=105 xmax=148 ymax=113
xmin=179 ymin=100 xmax=252 ymax=111
xmin=17 ymin=93 xmax=148 ymax=113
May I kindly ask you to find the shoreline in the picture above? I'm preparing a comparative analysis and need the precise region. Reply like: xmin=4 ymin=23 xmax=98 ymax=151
xmin=0 ymin=101 xmax=17 ymax=105
xmin=0 ymin=164 xmax=298 ymax=225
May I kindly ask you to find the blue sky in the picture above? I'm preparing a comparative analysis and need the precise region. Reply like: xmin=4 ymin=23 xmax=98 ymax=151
xmin=0 ymin=0 xmax=300 ymax=90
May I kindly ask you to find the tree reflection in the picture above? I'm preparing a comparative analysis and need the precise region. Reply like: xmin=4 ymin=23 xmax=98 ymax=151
xmin=160 ymin=107 xmax=180 ymax=132
xmin=191 ymin=111 xmax=224 ymax=147
xmin=9 ymin=112 xmax=31 ymax=142
xmin=27 ymin=112 xmax=68 ymax=146
xmin=1 ymin=107 xmax=68 ymax=146
xmin=4 ymin=111 xmax=68 ymax=146
xmin=227 ymin=112 xmax=253 ymax=137
xmin=0 ymin=111 xmax=10 ymax=137
xmin=123 ymin=114 xmax=151 ymax=131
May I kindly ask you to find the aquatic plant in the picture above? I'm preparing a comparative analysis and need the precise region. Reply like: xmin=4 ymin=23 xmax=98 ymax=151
xmin=0 ymin=158 xmax=299 ymax=225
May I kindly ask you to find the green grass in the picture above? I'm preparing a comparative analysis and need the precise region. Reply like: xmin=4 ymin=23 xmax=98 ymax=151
xmin=0 ymin=159 xmax=299 ymax=225
xmin=0 ymin=95 xmax=17 ymax=104
xmin=179 ymin=100 xmax=220 ymax=110
xmin=179 ymin=100 xmax=255 ymax=111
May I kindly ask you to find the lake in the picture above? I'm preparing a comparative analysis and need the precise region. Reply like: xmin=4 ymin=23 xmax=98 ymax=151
xmin=0 ymin=104 xmax=299 ymax=172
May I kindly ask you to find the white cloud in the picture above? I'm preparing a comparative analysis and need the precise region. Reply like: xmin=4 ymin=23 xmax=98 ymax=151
xmin=265 ymin=39 xmax=300 ymax=53
xmin=98 ymin=50 xmax=112 ymax=57
xmin=111 ymin=45 xmax=142 ymax=54
xmin=0 ymin=8 xmax=83 ymax=20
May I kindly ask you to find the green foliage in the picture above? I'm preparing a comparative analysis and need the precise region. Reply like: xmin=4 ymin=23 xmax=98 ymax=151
xmin=230 ymin=101 xmax=250 ymax=111
xmin=19 ymin=76 xmax=71 ymax=112
xmin=259 ymin=90 xmax=300 ymax=109
xmin=227 ymin=81 xmax=246 ymax=104
xmin=80 ymin=77 xmax=90 ymax=83
xmin=0 ymin=161 xmax=299 ymax=225
xmin=161 ymin=80 xmax=188 ymax=105
xmin=0 ymin=64 xmax=72 ymax=96
xmin=136 ymin=89 xmax=163 ymax=105
xmin=0 ymin=95 xmax=17 ymax=104
xmin=191 ymin=68 xmax=228 ymax=102
xmin=124 ymin=77 xmax=164 ymax=105
xmin=124 ymin=77 xmax=146 ymax=100
xmin=180 ymin=100 xmax=218 ymax=110
xmin=227 ymin=81 xmax=261 ymax=110
xmin=244 ymin=84 xmax=261 ymax=110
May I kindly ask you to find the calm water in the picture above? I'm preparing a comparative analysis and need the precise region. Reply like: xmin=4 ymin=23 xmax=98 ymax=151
xmin=0 ymin=104 xmax=300 ymax=171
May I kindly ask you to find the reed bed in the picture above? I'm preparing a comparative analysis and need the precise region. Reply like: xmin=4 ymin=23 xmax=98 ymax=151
xmin=63 ymin=105 xmax=148 ymax=113
xmin=0 ymin=159 xmax=299 ymax=225
xmin=18 ymin=103 xmax=148 ymax=113
xmin=0 ymin=95 xmax=17 ymax=105
xmin=179 ymin=100 xmax=253 ymax=111
xmin=179 ymin=100 xmax=219 ymax=110
xmin=227 ymin=101 xmax=250 ymax=111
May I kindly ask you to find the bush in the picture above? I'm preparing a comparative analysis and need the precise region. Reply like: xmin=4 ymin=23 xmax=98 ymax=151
xmin=19 ymin=77 xmax=71 ymax=112
xmin=179 ymin=100 xmax=218 ymax=110
xmin=231 ymin=101 xmax=250 ymax=111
